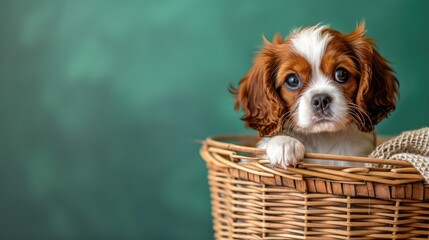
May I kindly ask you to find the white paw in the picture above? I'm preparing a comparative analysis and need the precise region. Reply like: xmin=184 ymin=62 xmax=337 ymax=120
xmin=263 ymin=136 xmax=305 ymax=168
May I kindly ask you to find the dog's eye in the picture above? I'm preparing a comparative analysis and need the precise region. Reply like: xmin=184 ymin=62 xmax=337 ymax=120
xmin=284 ymin=74 xmax=302 ymax=90
xmin=334 ymin=68 xmax=349 ymax=83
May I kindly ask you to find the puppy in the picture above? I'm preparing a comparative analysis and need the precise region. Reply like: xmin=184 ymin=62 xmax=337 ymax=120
xmin=231 ymin=23 xmax=399 ymax=167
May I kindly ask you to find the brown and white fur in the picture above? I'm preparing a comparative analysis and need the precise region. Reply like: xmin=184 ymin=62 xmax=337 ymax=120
xmin=231 ymin=23 xmax=399 ymax=168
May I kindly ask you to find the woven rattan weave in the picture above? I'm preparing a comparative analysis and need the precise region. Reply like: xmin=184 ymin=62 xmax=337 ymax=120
xmin=200 ymin=134 xmax=429 ymax=239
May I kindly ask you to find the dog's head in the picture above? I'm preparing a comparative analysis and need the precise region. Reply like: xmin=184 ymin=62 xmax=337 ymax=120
xmin=231 ymin=22 xmax=399 ymax=136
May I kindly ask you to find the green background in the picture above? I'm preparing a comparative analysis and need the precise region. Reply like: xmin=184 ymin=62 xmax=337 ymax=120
xmin=1 ymin=0 xmax=428 ymax=239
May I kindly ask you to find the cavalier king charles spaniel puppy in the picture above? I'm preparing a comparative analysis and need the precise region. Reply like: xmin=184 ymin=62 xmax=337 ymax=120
xmin=231 ymin=23 xmax=399 ymax=167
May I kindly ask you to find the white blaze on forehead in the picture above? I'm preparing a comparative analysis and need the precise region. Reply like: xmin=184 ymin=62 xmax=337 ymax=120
xmin=290 ymin=25 xmax=332 ymax=70
xmin=289 ymin=25 xmax=349 ymax=132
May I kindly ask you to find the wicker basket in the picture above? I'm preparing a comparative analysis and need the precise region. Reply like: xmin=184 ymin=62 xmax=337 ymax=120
xmin=200 ymin=134 xmax=429 ymax=240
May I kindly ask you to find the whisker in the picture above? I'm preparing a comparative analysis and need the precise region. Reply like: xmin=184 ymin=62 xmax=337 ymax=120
xmin=341 ymin=94 xmax=374 ymax=130
xmin=347 ymin=103 xmax=365 ymax=126
xmin=348 ymin=110 xmax=364 ymax=128
xmin=347 ymin=102 xmax=373 ymax=130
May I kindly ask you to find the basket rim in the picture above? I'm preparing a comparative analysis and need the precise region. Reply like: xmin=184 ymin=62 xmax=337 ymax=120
xmin=201 ymin=134 xmax=428 ymax=201
xmin=205 ymin=134 xmax=413 ymax=167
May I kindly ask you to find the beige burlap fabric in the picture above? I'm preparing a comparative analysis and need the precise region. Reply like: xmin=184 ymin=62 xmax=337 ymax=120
xmin=367 ymin=127 xmax=429 ymax=183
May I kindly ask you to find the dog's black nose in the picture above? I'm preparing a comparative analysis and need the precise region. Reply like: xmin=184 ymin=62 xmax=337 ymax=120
xmin=311 ymin=94 xmax=332 ymax=112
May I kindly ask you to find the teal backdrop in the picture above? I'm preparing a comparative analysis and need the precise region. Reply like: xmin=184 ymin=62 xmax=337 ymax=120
xmin=1 ymin=0 xmax=428 ymax=239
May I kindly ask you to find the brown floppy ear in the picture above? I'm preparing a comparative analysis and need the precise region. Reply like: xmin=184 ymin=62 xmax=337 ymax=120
xmin=343 ymin=22 xmax=399 ymax=132
xmin=230 ymin=34 xmax=286 ymax=137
